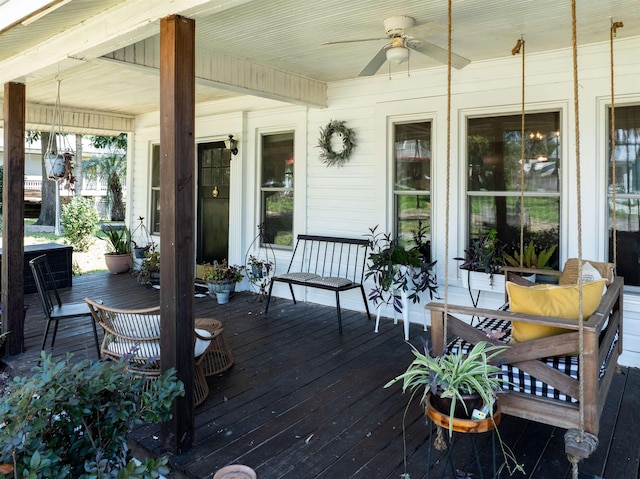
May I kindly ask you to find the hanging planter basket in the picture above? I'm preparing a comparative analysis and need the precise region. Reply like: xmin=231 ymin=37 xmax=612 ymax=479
xmin=47 ymin=153 xmax=66 ymax=179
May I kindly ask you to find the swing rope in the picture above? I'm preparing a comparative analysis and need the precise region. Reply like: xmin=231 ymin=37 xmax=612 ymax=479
xmin=564 ymin=5 xmax=625 ymax=478
xmin=433 ymin=0 xmax=454 ymax=451
xmin=610 ymin=20 xmax=623 ymax=266
xmin=443 ymin=0 xmax=453 ymax=355
xmin=512 ymin=37 xmax=526 ymax=265
xmin=565 ymin=3 xmax=590 ymax=476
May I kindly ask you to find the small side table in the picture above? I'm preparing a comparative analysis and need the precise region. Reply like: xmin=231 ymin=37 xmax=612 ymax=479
xmin=425 ymin=395 xmax=501 ymax=479
xmin=195 ymin=318 xmax=234 ymax=376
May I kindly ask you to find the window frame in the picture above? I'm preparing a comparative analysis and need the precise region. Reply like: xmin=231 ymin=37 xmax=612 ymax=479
xmin=259 ymin=130 xmax=295 ymax=249
xmin=392 ymin=120 xmax=433 ymax=257
xmin=149 ymin=143 xmax=160 ymax=235
xmin=606 ymin=102 xmax=640 ymax=287
xmin=463 ymin=109 xmax=563 ymax=269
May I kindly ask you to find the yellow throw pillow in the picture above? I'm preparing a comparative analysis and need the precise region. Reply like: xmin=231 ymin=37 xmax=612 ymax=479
xmin=507 ymin=279 xmax=607 ymax=343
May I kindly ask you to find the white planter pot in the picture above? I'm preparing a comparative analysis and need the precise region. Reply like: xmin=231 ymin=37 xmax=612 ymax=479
xmin=460 ymin=270 xmax=505 ymax=293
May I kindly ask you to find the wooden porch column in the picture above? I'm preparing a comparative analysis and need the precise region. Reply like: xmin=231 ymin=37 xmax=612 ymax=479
xmin=1 ymin=82 xmax=26 ymax=356
xmin=159 ymin=14 xmax=196 ymax=452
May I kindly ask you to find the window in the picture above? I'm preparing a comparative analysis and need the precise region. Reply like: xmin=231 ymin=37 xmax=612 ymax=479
xmin=394 ymin=121 xmax=432 ymax=259
xmin=608 ymin=105 xmax=640 ymax=286
xmin=260 ymin=132 xmax=294 ymax=247
xmin=466 ymin=112 xmax=561 ymax=268
xmin=150 ymin=144 xmax=160 ymax=234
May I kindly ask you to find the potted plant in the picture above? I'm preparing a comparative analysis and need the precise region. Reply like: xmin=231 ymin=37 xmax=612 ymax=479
xmin=101 ymin=224 xmax=132 ymax=274
xmin=138 ymin=249 xmax=160 ymax=285
xmin=365 ymin=224 xmax=438 ymax=313
xmin=385 ymin=341 xmax=524 ymax=476
xmin=0 ymin=352 xmax=184 ymax=478
xmin=455 ymin=228 xmax=506 ymax=291
xmin=131 ymin=216 xmax=155 ymax=259
xmin=202 ymin=260 xmax=245 ymax=303
xmin=503 ymin=240 xmax=557 ymax=270
xmin=247 ymin=255 xmax=273 ymax=281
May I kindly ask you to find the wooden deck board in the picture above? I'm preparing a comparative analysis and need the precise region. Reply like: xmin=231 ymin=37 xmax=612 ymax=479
xmin=2 ymin=272 xmax=637 ymax=479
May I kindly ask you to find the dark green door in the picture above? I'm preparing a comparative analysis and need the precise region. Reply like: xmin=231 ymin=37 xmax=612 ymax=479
xmin=197 ymin=141 xmax=231 ymax=264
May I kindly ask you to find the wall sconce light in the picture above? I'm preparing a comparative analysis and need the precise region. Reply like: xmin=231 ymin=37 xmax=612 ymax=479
xmin=225 ymin=135 xmax=238 ymax=156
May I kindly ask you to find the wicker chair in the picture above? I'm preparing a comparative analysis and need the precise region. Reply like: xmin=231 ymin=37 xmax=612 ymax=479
xmin=85 ymin=297 xmax=213 ymax=406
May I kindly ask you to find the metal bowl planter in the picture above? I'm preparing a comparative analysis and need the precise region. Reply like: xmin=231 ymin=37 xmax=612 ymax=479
xmin=207 ymin=280 xmax=236 ymax=296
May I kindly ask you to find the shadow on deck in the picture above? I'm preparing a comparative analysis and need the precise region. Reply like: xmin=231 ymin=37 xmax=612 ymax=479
xmin=2 ymin=272 xmax=638 ymax=479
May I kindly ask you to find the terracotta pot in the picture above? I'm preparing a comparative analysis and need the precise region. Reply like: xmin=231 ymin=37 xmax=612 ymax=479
xmin=104 ymin=253 xmax=132 ymax=274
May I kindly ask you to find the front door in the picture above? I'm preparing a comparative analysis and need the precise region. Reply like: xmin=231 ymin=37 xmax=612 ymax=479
xmin=197 ymin=141 xmax=231 ymax=264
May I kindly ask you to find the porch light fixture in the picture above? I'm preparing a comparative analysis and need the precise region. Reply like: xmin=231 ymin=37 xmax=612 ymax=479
xmin=386 ymin=45 xmax=409 ymax=65
xmin=225 ymin=135 xmax=238 ymax=156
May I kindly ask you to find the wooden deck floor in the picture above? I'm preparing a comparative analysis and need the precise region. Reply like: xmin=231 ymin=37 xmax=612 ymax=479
xmin=3 ymin=272 xmax=639 ymax=479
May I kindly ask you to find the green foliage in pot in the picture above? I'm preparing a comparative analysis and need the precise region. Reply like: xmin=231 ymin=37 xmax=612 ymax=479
xmin=202 ymin=260 xmax=244 ymax=283
xmin=60 ymin=197 xmax=100 ymax=252
xmin=137 ymin=249 xmax=160 ymax=285
xmin=455 ymin=228 xmax=506 ymax=283
xmin=365 ymin=224 xmax=438 ymax=312
xmin=385 ymin=341 xmax=524 ymax=476
xmin=0 ymin=352 xmax=184 ymax=478
xmin=386 ymin=341 xmax=508 ymax=430
xmin=503 ymin=240 xmax=557 ymax=269
xmin=142 ymin=250 xmax=160 ymax=273
xmin=102 ymin=224 xmax=132 ymax=255
xmin=247 ymin=255 xmax=273 ymax=282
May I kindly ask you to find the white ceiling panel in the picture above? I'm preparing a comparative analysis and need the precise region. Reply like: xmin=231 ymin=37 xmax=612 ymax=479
xmin=0 ymin=0 xmax=638 ymax=120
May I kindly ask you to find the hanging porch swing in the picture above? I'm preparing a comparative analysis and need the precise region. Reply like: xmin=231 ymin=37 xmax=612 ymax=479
xmin=426 ymin=3 xmax=624 ymax=476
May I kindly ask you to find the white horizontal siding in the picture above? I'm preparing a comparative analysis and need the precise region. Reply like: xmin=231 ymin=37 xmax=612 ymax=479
xmin=131 ymin=34 xmax=640 ymax=367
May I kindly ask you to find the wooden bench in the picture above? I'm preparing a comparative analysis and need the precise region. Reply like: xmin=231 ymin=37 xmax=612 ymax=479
xmin=265 ymin=234 xmax=372 ymax=333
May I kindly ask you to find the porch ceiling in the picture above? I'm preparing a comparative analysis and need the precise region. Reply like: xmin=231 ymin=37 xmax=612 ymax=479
xmin=0 ymin=0 xmax=639 ymax=129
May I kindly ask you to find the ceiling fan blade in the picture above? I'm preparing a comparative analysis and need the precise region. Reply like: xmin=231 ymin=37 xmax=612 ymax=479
xmin=323 ymin=37 xmax=387 ymax=45
xmin=404 ymin=21 xmax=446 ymax=38
xmin=410 ymin=40 xmax=470 ymax=69
xmin=358 ymin=46 xmax=388 ymax=77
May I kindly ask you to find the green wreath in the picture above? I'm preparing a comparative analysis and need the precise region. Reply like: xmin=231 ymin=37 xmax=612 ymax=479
xmin=317 ymin=120 xmax=356 ymax=167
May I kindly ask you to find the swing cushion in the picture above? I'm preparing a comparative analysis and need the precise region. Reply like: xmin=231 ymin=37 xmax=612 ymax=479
xmin=507 ymin=279 xmax=607 ymax=343
xmin=449 ymin=316 xmax=619 ymax=402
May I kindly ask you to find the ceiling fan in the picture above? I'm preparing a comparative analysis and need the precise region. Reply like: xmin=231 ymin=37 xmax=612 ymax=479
xmin=324 ymin=15 xmax=470 ymax=76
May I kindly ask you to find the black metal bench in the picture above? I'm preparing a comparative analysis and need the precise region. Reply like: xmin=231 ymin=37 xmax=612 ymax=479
xmin=265 ymin=234 xmax=372 ymax=333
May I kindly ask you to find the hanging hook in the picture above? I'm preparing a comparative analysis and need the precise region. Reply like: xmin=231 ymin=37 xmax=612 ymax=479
xmin=610 ymin=19 xmax=624 ymax=37
xmin=511 ymin=36 xmax=524 ymax=56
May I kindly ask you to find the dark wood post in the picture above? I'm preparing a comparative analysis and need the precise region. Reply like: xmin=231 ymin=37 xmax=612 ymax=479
xmin=159 ymin=14 xmax=196 ymax=452
xmin=1 ymin=82 xmax=26 ymax=356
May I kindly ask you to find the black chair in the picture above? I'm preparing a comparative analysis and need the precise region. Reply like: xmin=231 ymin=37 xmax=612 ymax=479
xmin=29 ymin=254 xmax=100 ymax=356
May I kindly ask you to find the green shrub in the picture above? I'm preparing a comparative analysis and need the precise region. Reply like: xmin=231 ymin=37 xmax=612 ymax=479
xmin=0 ymin=352 xmax=184 ymax=478
xmin=61 ymin=197 xmax=100 ymax=252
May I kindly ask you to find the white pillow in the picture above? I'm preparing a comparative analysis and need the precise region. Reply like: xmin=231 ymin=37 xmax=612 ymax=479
xmin=579 ymin=262 xmax=602 ymax=283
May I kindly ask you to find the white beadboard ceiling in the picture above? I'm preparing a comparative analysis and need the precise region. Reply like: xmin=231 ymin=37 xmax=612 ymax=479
xmin=0 ymin=0 xmax=639 ymax=122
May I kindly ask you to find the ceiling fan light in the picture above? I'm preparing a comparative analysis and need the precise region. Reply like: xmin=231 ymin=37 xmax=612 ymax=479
xmin=386 ymin=46 xmax=409 ymax=65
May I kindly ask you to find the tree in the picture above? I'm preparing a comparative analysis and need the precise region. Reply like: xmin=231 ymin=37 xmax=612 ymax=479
xmin=84 ymin=134 xmax=128 ymax=221
xmin=30 ymin=131 xmax=57 ymax=227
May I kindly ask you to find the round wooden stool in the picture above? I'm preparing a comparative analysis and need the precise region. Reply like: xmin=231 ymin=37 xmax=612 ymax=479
xmin=425 ymin=394 xmax=501 ymax=479
xmin=195 ymin=318 xmax=234 ymax=376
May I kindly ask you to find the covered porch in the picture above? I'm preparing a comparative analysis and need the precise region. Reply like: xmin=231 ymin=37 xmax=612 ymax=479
xmin=4 ymin=272 xmax=638 ymax=479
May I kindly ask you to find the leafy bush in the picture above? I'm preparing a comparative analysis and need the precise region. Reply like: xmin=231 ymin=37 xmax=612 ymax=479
xmin=0 ymin=352 xmax=184 ymax=478
xmin=61 ymin=197 xmax=100 ymax=252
